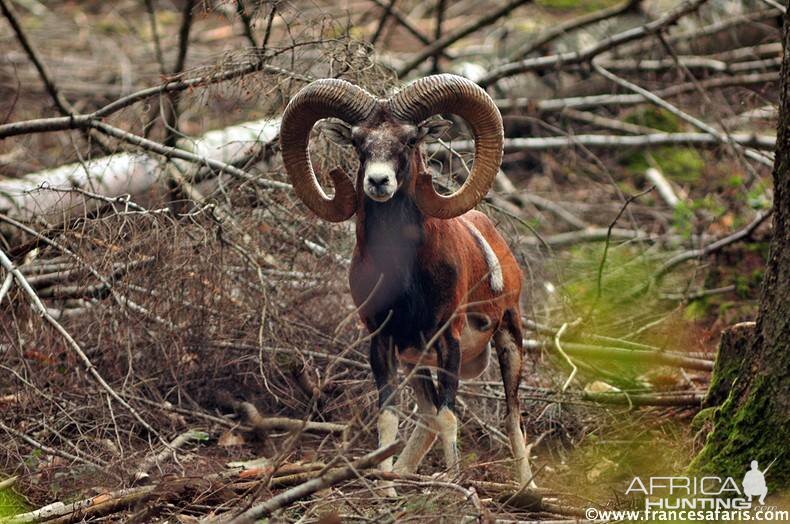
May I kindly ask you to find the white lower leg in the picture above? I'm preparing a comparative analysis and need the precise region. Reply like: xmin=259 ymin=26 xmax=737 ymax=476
xmin=507 ymin=414 xmax=536 ymax=488
xmin=377 ymin=409 xmax=399 ymax=495
xmin=436 ymin=406 xmax=460 ymax=478
xmin=394 ymin=416 xmax=438 ymax=474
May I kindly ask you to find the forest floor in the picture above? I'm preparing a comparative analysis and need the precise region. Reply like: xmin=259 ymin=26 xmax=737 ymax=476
xmin=0 ymin=0 xmax=783 ymax=521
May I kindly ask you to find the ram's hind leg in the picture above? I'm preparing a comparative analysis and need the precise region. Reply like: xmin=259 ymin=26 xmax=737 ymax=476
xmin=493 ymin=315 xmax=536 ymax=488
xmin=394 ymin=367 xmax=439 ymax=474
xmin=435 ymin=332 xmax=461 ymax=478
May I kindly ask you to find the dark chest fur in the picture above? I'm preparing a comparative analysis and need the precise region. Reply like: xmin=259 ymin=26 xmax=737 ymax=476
xmin=353 ymin=196 xmax=456 ymax=349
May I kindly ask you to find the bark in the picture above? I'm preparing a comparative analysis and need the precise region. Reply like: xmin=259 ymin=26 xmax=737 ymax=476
xmin=690 ymin=10 xmax=790 ymax=489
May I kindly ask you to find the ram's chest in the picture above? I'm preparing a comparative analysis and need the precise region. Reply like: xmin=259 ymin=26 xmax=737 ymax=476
xmin=351 ymin=256 xmax=457 ymax=349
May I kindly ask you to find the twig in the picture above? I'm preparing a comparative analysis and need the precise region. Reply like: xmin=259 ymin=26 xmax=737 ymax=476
xmin=0 ymin=0 xmax=110 ymax=153
xmin=496 ymin=72 xmax=779 ymax=113
xmin=0 ymin=420 xmax=106 ymax=471
xmin=581 ymin=391 xmax=704 ymax=406
xmin=397 ymin=0 xmax=533 ymax=76
xmin=0 ymin=61 xmax=307 ymax=139
xmin=143 ymin=0 xmax=166 ymax=75
xmin=595 ymin=186 xmax=654 ymax=303
xmin=0 ymin=0 xmax=72 ymax=116
xmin=553 ymin=323 xmax=578 ymax=393
xmin=431 ymin=0 xmax=447 ymax=73
xmin=369 ymin=0 xmax=397 ymax=46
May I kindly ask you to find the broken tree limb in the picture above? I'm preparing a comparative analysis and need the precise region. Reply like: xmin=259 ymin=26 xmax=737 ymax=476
xmin=645 ymin=168 xmax=681 ymax=209
xmin=0 ymin=118 xmax=280 ymax=224
xmin=223 ymin=442 xmax=403 ymax=523
xmin=479 ymin=0 xmax=709 ymax=87
xmin=429 ymin=132 xmax=775 ymax=154
xmin=581 ymin=390 xmax=704 ymax=406
xmin=396 ymin=0 xmax=533 ymax=77
xmin=221 ymin=397 xmax=347 ymax=435
xmin=509 ymin=0 xmax=641 ymax=60
xmin=133 ymin=429 xmax=209 ymax=484
xmin=496 ymin=72 xmax=778 ymax=113
xmin=560 ymin=341 xmax=714 ymax=371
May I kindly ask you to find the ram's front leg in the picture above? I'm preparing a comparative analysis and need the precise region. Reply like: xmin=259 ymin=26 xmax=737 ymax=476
xmin=370 ymin=335 xmax=399 ymax=495
xmin=435 ymin=331 xmax=461 ymax=479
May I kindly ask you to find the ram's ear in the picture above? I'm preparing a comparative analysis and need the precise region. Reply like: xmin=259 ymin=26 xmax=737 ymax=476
xmin=320 ymin=119 xmax=354 ymax=146
xmin=417 ymin=118 xmax=453 ymax=142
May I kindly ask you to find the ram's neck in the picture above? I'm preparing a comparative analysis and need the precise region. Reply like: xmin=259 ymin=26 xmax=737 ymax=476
xmin=356 ymin=189 xmax=424 ymax=264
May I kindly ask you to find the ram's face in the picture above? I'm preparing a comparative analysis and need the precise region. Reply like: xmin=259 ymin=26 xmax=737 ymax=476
xmin=322 ymin=118 xmax=452 ymax=202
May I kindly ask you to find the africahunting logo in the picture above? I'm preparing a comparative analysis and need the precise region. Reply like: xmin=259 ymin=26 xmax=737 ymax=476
xmin=585 ymin=459 xmax=788 ymax=521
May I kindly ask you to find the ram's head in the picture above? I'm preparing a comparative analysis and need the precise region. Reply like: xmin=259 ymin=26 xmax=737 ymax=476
xmin=279 ymin=74 xmax=504 ymax=221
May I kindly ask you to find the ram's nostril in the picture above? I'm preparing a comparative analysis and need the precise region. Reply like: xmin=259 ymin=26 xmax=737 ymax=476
xmin=368 ymin=175 xmax=389 ymax=187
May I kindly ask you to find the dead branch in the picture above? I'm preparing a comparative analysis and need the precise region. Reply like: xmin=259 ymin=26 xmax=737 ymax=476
xmin=655 ymin=209 xmax=774 ymax=280
xmin=645 ymin=168 xmax=681 ymax=209
xmin=430 ymin=132 xmax=775 ymax=153
xmin=397 ymin=0 xmax=533 ymax=77
xmin=222 ymin=442 xmax=403 ymax=523
xmin=133 ymin=429 xmax=208 ymax=484
xmin=581 ymin=391 xmax=704 ymax=406
xmin=592 ymin=58 xmax=774 ymax=166
xmin=479 ymin=0 xmax=709 ymax=87
xmin=510 ymin=0 xmax=641 ymax=60
xmin=559 ymin=341 xmax=714 ymax=371
xmin=222 ymin=397 xmax=347 ymax=435
xmin=496 ymin=72 xmax=778 ymax=113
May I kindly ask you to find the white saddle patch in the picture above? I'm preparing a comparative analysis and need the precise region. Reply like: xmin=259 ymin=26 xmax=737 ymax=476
xmin=461 ymin=219 xmax=504 ymax=293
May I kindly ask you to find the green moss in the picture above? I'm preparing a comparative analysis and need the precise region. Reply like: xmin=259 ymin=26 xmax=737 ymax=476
xmin=691 ymin=407 xmax=716 ymax=433
xmin=683 ymin=299 xmax=710 ymax=321
xmin=625 ymin=147 xmax=705 ymax=184
xmin=625 ymin=108 xmax=683 ymax=133
xmin=690 ymin=376 xmax=789 ymax=489
xmin=0 ymin=486 xmax=28 ymax=519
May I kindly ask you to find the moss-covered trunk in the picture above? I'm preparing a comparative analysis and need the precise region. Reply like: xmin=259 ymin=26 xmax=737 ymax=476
xmin=690 ymin=9 xmax=790 ymax=489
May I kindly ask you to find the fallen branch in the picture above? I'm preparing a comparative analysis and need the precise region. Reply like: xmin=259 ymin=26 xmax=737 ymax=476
xmin=223 ymin=442 xmax=402 ymax=523
xmin=496 ymin=72 xmax=778 ymax=113
xmin=397 ymin=0 xmax=533 ymax=76
xmin=429 ymin=132 xmax=775 ymax=153
xmin=581 ymin=390 xmax=704 ymax=406
xmin=559 ymin=341 xmax=714 ymax=371
xmin=133 ymin=429 xmax=208 ymax=484
xmin=655 ymin=209 xmax=773 ymax=280
xmin=645 ymin=168 xmax=681 ymax=209
xmin=479 ymin=0 xmax=708 ymax=87
xmin=223 ymin=397 xmax=347 ymax=435
xmin=509 ymin=0 xmax=641 ymax=60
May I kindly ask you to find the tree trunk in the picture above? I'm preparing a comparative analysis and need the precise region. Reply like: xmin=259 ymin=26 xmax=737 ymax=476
xmin=690 ymin=10 xmax=790 ymax=489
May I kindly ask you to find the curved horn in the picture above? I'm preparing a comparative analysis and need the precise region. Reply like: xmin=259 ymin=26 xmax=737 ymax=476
xmin=389 ymin=74 xmax=503 ymax=219
xmin=280 ymin=79 xmax=377 ymax=222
